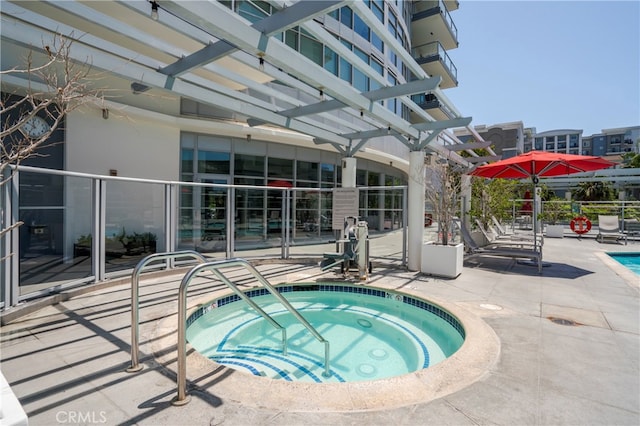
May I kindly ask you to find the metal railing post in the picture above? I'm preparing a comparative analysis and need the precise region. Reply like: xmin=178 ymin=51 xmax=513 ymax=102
xmin=127 ymin=250 xmax=207 ymax=373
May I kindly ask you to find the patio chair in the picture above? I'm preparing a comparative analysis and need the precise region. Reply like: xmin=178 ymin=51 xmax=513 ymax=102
xmin=491 ymin=215 xmax=535 ymax=239
xmin=596 ymin=215 xmax=627 ymax=245
xmin=474 ymin=218 xmax=542 ymax=248
xmin=457 ymin=220 xmax=542 ymax=273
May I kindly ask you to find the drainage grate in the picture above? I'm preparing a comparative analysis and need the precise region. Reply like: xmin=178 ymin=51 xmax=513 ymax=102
xmin=547 ymin=317 xmax=579 ymax=326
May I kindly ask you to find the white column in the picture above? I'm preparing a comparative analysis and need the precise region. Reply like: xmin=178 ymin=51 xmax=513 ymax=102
xmin=408 ymin=150 xmax=425 ymax=271
xmin=341 ymin=157 xmax=357 ymax=188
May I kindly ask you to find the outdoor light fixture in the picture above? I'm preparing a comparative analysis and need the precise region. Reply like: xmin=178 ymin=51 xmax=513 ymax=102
xmin=150 ymin=1 xmax=159 ymax=20
xmin=131 ymin=82 xmax=150 ymax=94
xmin=319 ymin=89 xmax=324 ymax=101
xmin=102 ymin=108 xmax=109 ymax=119
xmin=387 ymin=126 xmax=391 ymax=134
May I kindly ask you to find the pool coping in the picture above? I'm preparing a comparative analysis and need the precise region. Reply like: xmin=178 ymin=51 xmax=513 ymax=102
xmin=151 ymin=284 xmax=501 ymax=412
xmin=596 ymin=251 xmax=640 ymax=290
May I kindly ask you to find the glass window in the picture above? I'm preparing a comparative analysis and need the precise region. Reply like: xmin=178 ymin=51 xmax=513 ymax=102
xmin=354 ymin=68 xmax=369 ymax=92
xmin=285 ymin=28 xmax=298 ymax=50
xmin=354 ymin=13 xmax=370 ymax=41
xmin=321 ymin=163 xmax=335 ymax=184
xmin=387 ymin=74 xmax=397 ymax=112
xmin=339 ymin=56 xmax=352 ymax=83
xmin=181 ymin=148 xmax=193 ymax=174
xmin=372 ymin=32 xmax=383 ymax=52
xmin=389 ymin=50 xmax=397 ymax=68
xmin=356 ymin=169 xmax=367 ymax=186
xmin=388 ymin=12 xmax=397 ymax=36
xmin=340 ymin=6 xmax=353 ymax=28
xmin=301 ymin=33 xmax=322 ymax=66
xmin=297 ymin=160 xmax=319 ymax=182
xmin=238 ymin=1 xmax=268 ymax=23
xmin=372 ymin=0 xmax=384 ymax=22
xmin=268 ymin=157 xmax=293 ymax=179
xmin=324 ymin=46 xmax=338 ymax=75
xmin=371 ymin=58 xmax=383 ymax=76
xmin=235 ymin=154 xmax=264 ymax=177
xmin=198 ymin=151 xmax=230 ymax=174
xmin=353 ymin=47 xmax=369 ymax=92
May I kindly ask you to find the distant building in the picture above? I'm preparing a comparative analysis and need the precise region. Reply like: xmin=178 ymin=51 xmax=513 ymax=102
xmin=530 ymin=129 xmax=583 ymax=155
xmin=581 ymin=126 xmax=640 ymax=158
xmin=457 ymin=124 xmax=640 ymax=164
xmin=453 ymin=121 xmax=524 ymax=159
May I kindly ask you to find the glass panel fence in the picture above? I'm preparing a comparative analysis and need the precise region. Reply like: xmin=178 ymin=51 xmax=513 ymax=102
xmin=19 ymin=173 xmax=93 ymax=296
xmin=104 ymin=180 xmax=165 ymax=276
xmin=4 ymin=166 xmax=409 ymax=308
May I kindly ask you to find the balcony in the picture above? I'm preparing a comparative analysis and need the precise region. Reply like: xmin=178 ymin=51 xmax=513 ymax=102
xmin=409 ymin=92 xmax=455 ymax=122
xmin=411 ymin=0 xmax=459 ymax=51
xmin=412 ymin=41 xmax=458 ymax=89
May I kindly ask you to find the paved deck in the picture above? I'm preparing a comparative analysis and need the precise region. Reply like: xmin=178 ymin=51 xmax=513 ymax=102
xmin=1 ymin=234 xmax=639 ymax=425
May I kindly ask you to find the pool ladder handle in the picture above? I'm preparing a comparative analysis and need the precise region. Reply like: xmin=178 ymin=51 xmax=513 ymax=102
xmin=173 ymin=258 xmax=331 ymax=406
xmin=126 ymin=251 xmax=209 ymax=374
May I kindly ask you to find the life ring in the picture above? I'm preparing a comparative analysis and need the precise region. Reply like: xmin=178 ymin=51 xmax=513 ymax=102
xmin=570 ymin=216 xmax=592 ymax=235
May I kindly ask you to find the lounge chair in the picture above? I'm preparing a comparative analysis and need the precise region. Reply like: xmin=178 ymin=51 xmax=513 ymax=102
xmin=458 ymin=220 xmax=543 ymax=273
xmin=474 ymin=219 xmax=542 ymax=248
xmin=596 ymin=215 xmax=627 ymax=245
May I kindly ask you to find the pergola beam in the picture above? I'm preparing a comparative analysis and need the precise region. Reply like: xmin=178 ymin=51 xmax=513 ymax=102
xmin=161 ymin=1 xmax=423 ymax=141
xmin=280 ymin=77 xmax=441 ymax=118
xmin=160 ymin=1 xmax=344 ymax=77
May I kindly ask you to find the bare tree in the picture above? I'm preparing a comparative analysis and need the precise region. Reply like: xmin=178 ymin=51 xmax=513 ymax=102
xmin=1 ymin=35 xmax=105 ymax=247
xmin=425 ymin=155 xmax=467 ymax=246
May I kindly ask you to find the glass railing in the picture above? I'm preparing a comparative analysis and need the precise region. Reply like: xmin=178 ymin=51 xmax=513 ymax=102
xmin=411 ymin=41 xmax=458 ymax=82
xmin=1 ymin=166 xmax=409 ymax=309
xmin=439 ymin=0 xmax=458 ymax=41
xmin=412 ymin=0 xmax=458 ymax=43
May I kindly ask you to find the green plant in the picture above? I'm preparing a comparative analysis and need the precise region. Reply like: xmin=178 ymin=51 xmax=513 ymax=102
xmin=539 ymin=200 xmax=572 ymax=225
xmin=469 ymin=177 xmax=520 ymax=229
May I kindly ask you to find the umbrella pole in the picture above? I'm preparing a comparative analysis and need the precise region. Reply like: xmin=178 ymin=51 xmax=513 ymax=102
xmin=533 ymin=185 xmax=538 ymax=252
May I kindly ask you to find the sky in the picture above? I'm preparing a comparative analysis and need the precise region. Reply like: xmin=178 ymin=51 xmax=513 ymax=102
xmin=446 ymin=0 xmax=640 ymax=136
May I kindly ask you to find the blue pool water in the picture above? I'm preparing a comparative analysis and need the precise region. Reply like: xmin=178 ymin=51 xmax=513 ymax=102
xmin=607 ymin=252 xmax=640 ymax=275
xmin=186 ymin=284 xmax=464 ymax=383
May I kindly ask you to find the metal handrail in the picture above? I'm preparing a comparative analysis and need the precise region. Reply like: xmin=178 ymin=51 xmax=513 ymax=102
xmin=208 ymin=269 xmax=288 ymax=356
xmin=127 ymin=250 xmax=208 ymax=373
xmin=174 ymin=258 xmax=331 ymax=405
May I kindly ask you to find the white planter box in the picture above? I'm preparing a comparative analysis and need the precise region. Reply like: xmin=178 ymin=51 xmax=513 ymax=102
xmin=421 ymin=242 xmax=463 ymax=278
xmin=545 ymin=224 xmax=564 ymax=238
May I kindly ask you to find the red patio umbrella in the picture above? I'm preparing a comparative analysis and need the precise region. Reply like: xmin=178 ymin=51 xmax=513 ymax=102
xmin=469 ymin=151 xmax=615 ymax=183
xmin=469 ymin=151 xmax=616 ymax=252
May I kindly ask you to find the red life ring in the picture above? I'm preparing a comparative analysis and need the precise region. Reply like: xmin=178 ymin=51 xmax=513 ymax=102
xmin=570 ymin=216 xmax=592 ymax=235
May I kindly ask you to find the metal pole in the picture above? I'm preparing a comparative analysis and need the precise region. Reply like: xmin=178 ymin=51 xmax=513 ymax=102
xmin=127 ymin=251 xmax=206 ymax=373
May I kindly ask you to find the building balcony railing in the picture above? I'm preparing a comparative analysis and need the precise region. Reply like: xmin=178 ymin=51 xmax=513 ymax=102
xmin=410 ymin=92 xmax=455 ymax=121
xmin=411 ymin=0 xmax=458 ymax=50
xmin=412 ymin=41 xmax=458 ymax=89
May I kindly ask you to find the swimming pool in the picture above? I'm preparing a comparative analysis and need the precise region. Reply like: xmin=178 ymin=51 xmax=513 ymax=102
xmin=607 ymin=252 xmax=640 ymax=275
xmin=186 ymin=284 xmax=465 ymax=383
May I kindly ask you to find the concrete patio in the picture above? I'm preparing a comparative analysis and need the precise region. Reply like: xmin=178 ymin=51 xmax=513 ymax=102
xmin=1 ymin=234 xmax=638 ymax=425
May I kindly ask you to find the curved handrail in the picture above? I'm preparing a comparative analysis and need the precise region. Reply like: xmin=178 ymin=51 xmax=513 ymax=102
xmin=209 ymin=269 xmax=288 ymax=356
xmin=174 ymin=258 xmax=331 ymax=405
xmin=127 ymin=250 xmax=208 ymax=373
